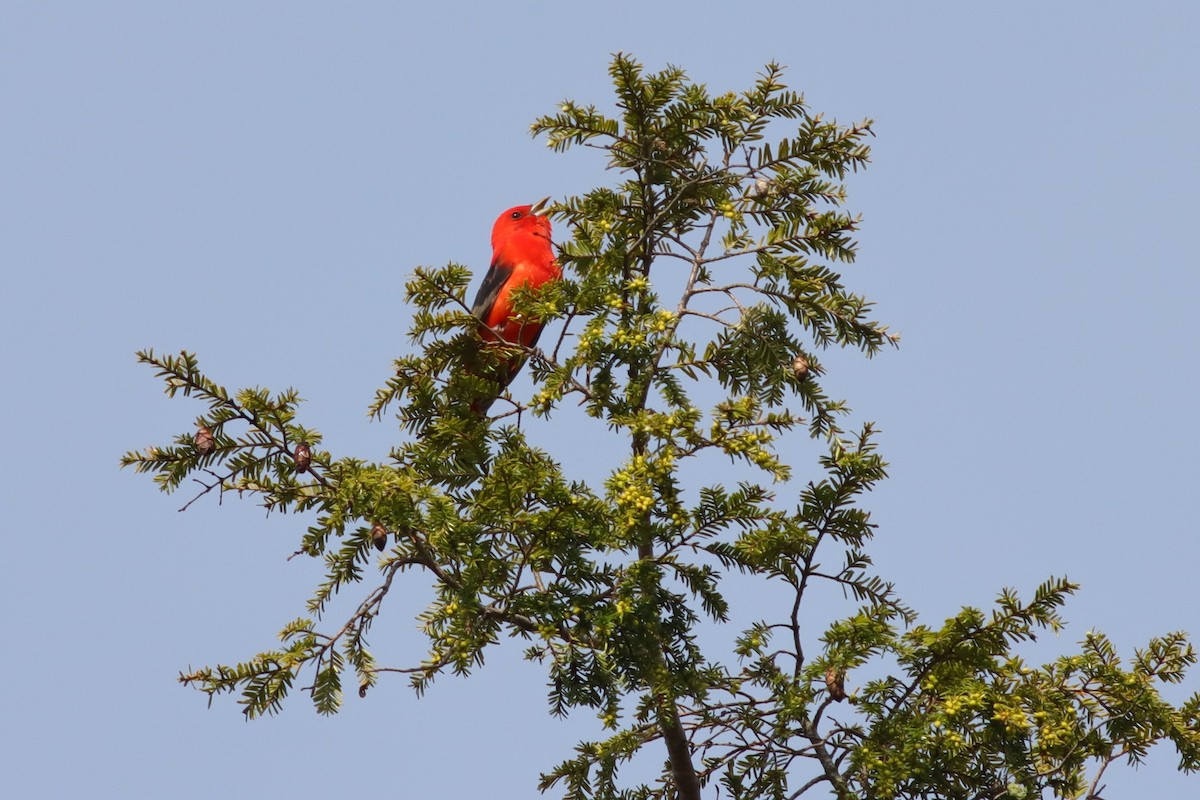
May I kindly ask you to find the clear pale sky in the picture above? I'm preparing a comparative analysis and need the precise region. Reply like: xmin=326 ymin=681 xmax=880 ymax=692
xmin=3 ymin=2 xmax=1198 ymax=797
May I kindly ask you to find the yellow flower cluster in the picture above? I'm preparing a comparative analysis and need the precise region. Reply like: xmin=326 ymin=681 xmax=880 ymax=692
xmin=940 ymin=730 xmax=966 ymax=751
xmin=611 ymin=328 xmax=646 ymax=348
xmin=609 ymin=451 xmax=677 ymax=522
xmin=940 ymin=690 xmax=985 ymax=717
xmin=649 ymin=309 xmax=675 ymax=333
xmin=1035 ymin=715 xmax=1077 ymax=748
xmin=617 ymin=483 xmax=655 ymax=514
xmin=991 ymin=701 xmax=1031 ymax=733
xmin=611 ymin=455 xmax=655 ymax=515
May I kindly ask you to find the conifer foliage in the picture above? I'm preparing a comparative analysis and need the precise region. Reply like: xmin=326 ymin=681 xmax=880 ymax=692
xmin=125 ymin=55 xmax=1200 ymax=799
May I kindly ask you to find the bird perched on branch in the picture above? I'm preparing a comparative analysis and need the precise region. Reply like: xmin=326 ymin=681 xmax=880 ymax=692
xmin=467 ymin=198 xmax=559 ymax=414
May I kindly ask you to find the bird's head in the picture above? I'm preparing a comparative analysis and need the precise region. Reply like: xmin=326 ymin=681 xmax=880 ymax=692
xmin=492 ymin=198 xmax=552 ymax=252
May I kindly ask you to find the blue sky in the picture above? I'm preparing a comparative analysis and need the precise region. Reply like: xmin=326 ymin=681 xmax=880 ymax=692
xmin=3 ymin=2 xmax=1198 ymax=796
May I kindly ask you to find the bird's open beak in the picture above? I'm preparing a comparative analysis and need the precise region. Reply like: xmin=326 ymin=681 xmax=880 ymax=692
xmin=529 ymin=196 xmax=552 ymax=216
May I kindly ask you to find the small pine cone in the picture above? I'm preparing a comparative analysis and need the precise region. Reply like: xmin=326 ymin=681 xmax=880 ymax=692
xmin=825 ymin=667 xmax=847 ymax=702
xmin=194 ymin=426 xmax=215 ymax=455
xmin=293 ymin=442 xmax=312 ymax=473
xmin=370 ymin=522 xmax=388 ymax=552
xmin=792 ymin=354 xmax=810 ymax=381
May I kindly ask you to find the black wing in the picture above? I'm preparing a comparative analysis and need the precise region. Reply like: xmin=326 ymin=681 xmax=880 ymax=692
xmin=470 ymin=257 xmax=514 ymax=320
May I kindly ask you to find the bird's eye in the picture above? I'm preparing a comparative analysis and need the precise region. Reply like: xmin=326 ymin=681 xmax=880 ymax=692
xmin=510 ymin=211 xmax=522 ymax=219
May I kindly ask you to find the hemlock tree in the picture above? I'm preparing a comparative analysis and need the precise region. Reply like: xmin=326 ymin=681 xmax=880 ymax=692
xmin=123 ymin=55 xmax=1200 ymax=799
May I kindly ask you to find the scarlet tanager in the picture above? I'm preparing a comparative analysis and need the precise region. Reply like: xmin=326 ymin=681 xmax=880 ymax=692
xmin=467 ymin=198 xmax=559 ymax=413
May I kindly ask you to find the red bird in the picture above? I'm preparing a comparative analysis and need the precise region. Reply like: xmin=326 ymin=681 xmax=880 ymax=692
xmin=467 ymin=198 xmax=559 ymax=413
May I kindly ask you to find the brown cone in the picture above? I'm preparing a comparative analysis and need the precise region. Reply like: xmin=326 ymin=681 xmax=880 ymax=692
xmin=293 ymin=443 xmax=312 ymax=473
xmin=194 ymin=426 xmax=215 ymax=456
xmin=370 ymin=523 xmax=387 ymax=552
xmin=825 ymin=667 xmax=847 ymax=702
xmin=792 ymin=354 xmax=810 ymax=382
